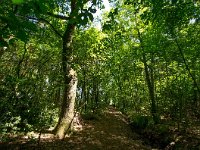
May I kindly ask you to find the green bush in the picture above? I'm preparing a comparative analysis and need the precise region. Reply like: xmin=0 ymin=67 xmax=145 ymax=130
xmin=130 ymin=115 xmax=153 ymax=130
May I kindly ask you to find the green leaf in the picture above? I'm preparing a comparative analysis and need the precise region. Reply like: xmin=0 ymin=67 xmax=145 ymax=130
xmin=77 ymin=13 xmax=89 ymax=25
xmin=89 ymin=8 xmax=97 ymax=13
xmin=88 ymin=13 xmax=94 ymax=21
xmin=102 ymin=24 xmax=112 ymax=31
xmin=0 ymin=39 xmax=8 ymax=47
xmin=12 ymin=0 xmax=24 ymax=4
xmin=16 ymin=30 xmax=28 ymax=42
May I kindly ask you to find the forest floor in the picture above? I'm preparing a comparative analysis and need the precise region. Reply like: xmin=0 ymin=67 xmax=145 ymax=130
xmin=0 ymin=107 xmax=153 ymax=150
xmin=1 ymin=106 xmax=200 ymax=150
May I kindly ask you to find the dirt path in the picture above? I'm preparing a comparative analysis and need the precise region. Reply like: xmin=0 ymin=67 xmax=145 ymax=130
xmin=40 ymin=107 xmax=151 ymax=150
xmin=1 ymin=107 xmax=152 ymax=150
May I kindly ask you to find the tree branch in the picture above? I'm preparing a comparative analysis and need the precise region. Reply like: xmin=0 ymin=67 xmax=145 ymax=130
xmin=27 ymin=16 xmax=63 ymax=38
xmin=47 ymin=12 xmax=70 ymax=20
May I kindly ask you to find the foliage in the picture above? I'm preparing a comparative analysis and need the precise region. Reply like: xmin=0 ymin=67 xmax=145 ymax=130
xmin=129 ymin=115 xmax=153 ymax=130
xmin=0 ymin=0 xmax=199 ymax=148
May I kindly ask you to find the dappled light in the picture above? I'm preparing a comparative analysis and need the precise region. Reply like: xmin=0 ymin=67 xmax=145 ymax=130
xmin=0 ymin=107 xmax=152 ymax=149
xmin=0 ymin=0 xmax=200 ymax=149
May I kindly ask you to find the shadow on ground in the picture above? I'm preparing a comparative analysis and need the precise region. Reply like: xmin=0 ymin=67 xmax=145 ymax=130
xmin=0 ymin=107 xmax=152 ymax=150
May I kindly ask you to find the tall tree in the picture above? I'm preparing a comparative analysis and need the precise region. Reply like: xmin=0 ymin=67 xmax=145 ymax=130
xmin=53 ymin=0 xmax=78 ymax=139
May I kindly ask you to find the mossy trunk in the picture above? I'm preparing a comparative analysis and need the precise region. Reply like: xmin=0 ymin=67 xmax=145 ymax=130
xmin=54 ymin=0 xmax=77 ymax=139
xmin=54 ymin=69 xmax=78 ymax=139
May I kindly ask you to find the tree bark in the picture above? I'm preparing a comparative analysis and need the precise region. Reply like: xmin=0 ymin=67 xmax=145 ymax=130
xmin=137 ymin=28 xmax=158 ymax=124
xmin=142 ymin=53 xmax=157 ymax=124
xmin=54 ymin=68 xmax=78 ymax=139
xmin=54 ymin=0 xmax=78 ymax=139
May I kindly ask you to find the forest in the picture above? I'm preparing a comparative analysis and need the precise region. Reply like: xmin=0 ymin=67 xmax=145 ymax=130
xmin=0 ymin=0 xmax=200 ymax=149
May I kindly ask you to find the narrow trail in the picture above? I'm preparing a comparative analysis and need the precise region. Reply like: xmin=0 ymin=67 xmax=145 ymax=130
xmin=1 ymin=107 xmax=153 ymax=150
xmin=39 ymin=107 xmax=152 ymax=150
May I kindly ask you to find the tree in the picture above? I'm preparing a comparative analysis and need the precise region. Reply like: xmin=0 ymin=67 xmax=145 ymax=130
xmin=53 ymin=0 xmax=78 ymax=139
xmin=0 ymin=0 xmax=102 ymax=138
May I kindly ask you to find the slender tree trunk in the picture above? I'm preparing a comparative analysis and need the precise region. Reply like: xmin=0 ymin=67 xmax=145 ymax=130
xmin=93 ymin=78 xmax=99 ymax=112
xmin=82 ymin=67 xmax=87 ymax=112
xmin=92 ymin=77 xmax=95 ymax=111
xmin=173 ymin=34 xmax=200 ymax=94
xmin=54 ymin=0 xmax=78 ymax=139
xmin=142 ymin=53 xmax=157 ymax=123
xmin=137 ymin=28 xmax=157 ymax=124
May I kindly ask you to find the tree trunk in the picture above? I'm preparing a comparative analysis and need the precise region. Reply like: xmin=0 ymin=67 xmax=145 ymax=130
xmin=142 ymin=53 xmax=157 ymax=124
xmin=137 ymin=28 xmax=158 ymax=124
xmin=82 ymin=68 xmax=88 ymax=112
xmin=54 ymin=68 xmax=78 ymax=139
xmin=173 ymin=34 xmax=200 ymax=94
xmin=54 ymin=0 xmax=77 ymax=139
